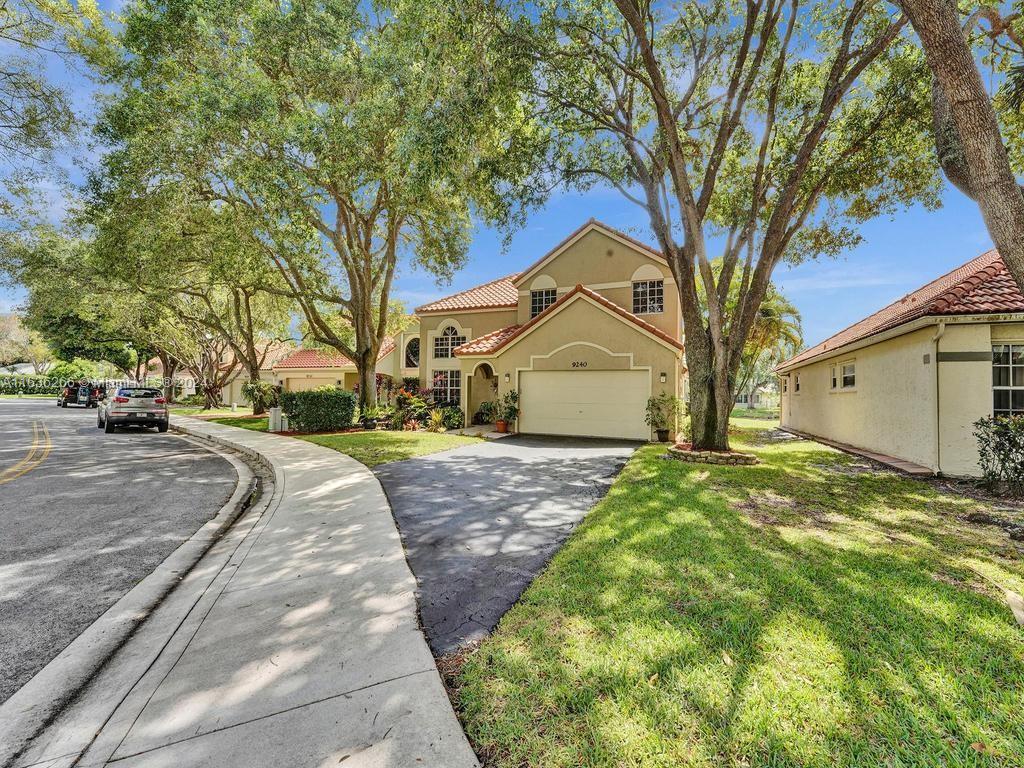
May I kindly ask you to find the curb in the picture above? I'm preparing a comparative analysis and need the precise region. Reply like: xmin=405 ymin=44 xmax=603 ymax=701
xmin=0 ymin=439 xmax=259 ymax=768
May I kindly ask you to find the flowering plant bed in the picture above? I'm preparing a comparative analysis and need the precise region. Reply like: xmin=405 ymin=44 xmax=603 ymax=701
xmin=668 ymin=442 xmax=759 ymax=465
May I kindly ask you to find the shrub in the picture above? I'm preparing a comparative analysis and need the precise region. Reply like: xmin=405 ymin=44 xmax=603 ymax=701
xmin=974 ymin=415 xmax=1024 ymax=495
xmin=280 ymin=387 xmax=356 ymax=433
xmin=645 ymin=392 xmax=682 ymax=431
xmin=241 ymin=380 xmax=279 ymax=411
xmin=49 ymin=358 xmax=99 ymax=383
xmin=498 ymin=390 xmax=519 ymax=422
xmin=425 ymin=409 xmax=447 ymax=433
xmin=177 ymin=393 xmax=207 ymax=407
xmin=441 ymin=405 xmax=464 ymax=429
xmin=474 ymin=400 xmax=497 ymax=425
xmin=395 ymin=389 xmax=430 ymax=423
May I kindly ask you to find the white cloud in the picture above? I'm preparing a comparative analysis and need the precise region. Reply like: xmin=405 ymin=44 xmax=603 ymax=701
xmin=775 ymin=265 xmax=915 ymax=293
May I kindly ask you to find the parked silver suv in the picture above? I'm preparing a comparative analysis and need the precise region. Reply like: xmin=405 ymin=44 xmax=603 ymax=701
xmin=98 ymin=387 xmax=170 ymax=433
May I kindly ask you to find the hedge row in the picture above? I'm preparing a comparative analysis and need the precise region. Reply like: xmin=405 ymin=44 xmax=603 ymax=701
xmin=280 ymin=387 xmax=356 ymax=432
xmin=0 ymin=376 xmax=64 ymax=395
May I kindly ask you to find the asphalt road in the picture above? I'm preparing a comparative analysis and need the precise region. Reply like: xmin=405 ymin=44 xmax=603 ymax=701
xmin=0 ymin=398 xmax=238 ymax=705
xmin=375 ymin=434 xmax=635 ymax=655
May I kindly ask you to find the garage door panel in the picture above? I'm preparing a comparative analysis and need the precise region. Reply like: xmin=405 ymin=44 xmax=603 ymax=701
xmin=518 ymin=370 xmax=650 ymax=440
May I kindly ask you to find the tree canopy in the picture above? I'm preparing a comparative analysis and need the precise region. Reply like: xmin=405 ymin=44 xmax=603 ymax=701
xmin=86 ymin=0 xmax=543 ymax=408
xmin=496 ymin=0 xmax=940 ymax=448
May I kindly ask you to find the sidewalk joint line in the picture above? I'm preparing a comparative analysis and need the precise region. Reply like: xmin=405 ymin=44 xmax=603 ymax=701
xmin=106 ymin=669 xmax=436 ymax=763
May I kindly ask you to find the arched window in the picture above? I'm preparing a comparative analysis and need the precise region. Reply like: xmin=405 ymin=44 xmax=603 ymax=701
xmin=433 ymin=326 xmax=466 ymax=359
xmin=404 ymin=338 xmax=420 ymax=368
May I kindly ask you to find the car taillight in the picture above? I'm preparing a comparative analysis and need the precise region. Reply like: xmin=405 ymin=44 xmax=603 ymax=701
xmin=113 ymin=396 xmax=129 ymax=403
xmin=155 ymin=397 xmax=166 ymax=404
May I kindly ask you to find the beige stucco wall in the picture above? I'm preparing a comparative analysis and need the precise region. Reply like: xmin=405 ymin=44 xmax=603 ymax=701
xmin=418 ymin=308 xmax=518 ymax=388
xmin=513 ymin=228 xmax=681 ymax=339
xmin=219 ymin=370 xmax=275 ymax=407
xmin=460 ymin=295 xmax=681 ymax=438
xmin=781 ymin=326 xmax=938 ymax=470
xmin=779 ymin=318 xmax=1024 ymax=477
xmin=936 ymin=322 xmax=997 ymax=477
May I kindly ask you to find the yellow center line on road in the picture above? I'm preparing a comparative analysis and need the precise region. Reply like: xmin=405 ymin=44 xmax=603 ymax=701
xmin=0 ymin=420 xmax=51 ymax=485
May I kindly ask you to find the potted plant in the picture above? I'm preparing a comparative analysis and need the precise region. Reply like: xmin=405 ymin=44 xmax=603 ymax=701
xmin=495 ymin=390 xmax=519 ymax=433
xmin=645 ymin=392 xmax=681 ymax=442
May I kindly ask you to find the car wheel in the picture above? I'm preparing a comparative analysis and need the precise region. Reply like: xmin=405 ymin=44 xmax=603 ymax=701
xmin=104 ymin=419 xmax=116 ymax=434
xmin=157 ymin=420 xmax=169 ymax=433
xmin=61 ymin=400 xmax=68 ymax=408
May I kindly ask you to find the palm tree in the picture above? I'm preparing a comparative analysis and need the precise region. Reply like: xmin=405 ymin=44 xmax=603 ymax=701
xmin=734 ymin=287 xmax=802 ymax=406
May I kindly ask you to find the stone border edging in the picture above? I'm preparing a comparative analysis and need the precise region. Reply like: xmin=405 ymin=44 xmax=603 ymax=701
xmin=667 ymin=445 xmax=760 ymax=465
xmin=0 ymin=440 xmax=257 ymax=768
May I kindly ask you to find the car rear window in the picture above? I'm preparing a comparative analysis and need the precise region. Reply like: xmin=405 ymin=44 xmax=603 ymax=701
xmin=118 ymin=388 xmax=162 ymax=398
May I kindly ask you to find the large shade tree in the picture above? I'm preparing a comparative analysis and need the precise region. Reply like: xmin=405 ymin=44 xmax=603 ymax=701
xmin=87 ymin=0 xmax=541 ymax=410
xmin=502 ymin=0 xmax=940 ymax=449
xmin=899 ymin=0 xmax=1024 ymax=290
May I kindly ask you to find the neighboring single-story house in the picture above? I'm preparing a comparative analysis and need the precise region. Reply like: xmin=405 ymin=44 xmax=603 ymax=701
xmin=735 ymin=385 xmax=779 ymax=411
xmin=412 ymin=219 xmax=686 ymax=441
xmin=271 ymin=323 xmax=420 ymax=393
xmin=777 ymin=249 xmax=1024 ymax=477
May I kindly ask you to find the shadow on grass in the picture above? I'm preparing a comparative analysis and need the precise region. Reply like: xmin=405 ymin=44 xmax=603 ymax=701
xmin=455 ymin=426 xmax=1024 ymax=768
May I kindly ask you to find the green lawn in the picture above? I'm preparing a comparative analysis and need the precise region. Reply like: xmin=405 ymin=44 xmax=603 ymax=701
xmin=208 ymin=415 xmax=269 ymax=431
xmin=455 ymin=417 xmax=1024 ymax=767
xmin=297 ymin=430 xmax=479 ymax=467
xmin=729 ymin=406 xmax=779 ymax=420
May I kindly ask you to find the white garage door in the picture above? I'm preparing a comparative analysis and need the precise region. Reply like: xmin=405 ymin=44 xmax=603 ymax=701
xmin=518 ymin=370 xmax=650 ymax=440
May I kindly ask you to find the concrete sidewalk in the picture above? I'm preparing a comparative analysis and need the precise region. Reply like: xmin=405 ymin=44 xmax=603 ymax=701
xmin=14 ymin=418 xmax=478 ymax=768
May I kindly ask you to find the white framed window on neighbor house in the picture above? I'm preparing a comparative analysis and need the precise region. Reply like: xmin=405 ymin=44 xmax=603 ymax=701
xmin=632 ymin=279 xmax=664 ymax=314
xmin=433 ymin=326 xmax=466 ymax=359
xmin=795 ymin=374 xmax=801 ymax=393
xmin=432 ymin=369 xmax=461 ymax=405
xmin=530 ymin=288 xmax=557 ymax=318
xmin=830 ymin=360 xmax=856 ymax=390
xmin=781 ymin=376 xmax=788 ymax=394
xmin=992 ymin=344 xmax=1024 ymax=416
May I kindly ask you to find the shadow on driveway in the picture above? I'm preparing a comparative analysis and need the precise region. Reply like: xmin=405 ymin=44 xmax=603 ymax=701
xmin=373 ymin=434 xmax=637 ymax=655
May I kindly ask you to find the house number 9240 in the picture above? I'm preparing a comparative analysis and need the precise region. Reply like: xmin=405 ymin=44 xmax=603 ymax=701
xmin=571 ymin=361 xmax=588 ymax=368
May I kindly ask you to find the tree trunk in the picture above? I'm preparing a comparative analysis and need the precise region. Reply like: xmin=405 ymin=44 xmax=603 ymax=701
xmin=356 ymin=352 xmax=377 ymax=413
xmin=685 ymin=334 xmax=732 ymax=451
xmin=247 ymin=365 xmax=266 ymax=415
xmin=901 ymin=0 xmax=1024 ymax=288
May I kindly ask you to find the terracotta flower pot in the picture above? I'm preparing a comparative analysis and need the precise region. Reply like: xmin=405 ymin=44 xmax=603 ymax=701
xmin=495 ymin=420 xmax=508 ymax=433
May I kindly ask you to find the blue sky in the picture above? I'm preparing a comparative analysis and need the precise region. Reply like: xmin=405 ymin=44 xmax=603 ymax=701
xmin=0 ymin=0 xmax=997 ymax=351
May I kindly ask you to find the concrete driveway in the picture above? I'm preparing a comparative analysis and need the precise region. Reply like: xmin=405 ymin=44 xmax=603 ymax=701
xmin=374 ymin=434 xmax=637 ymax=655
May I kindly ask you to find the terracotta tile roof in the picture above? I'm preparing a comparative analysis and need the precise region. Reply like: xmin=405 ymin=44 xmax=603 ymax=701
xmin=378 ymin=336 xmax=396 ymax=358
xmin=273 ymin=349 xmax=353 ymax=369
xmin=415 ymin=274 xmax=520 ymax=314
xmin=453 ymin=324 xmax=522 ymax=355
xmin=780 ymin=249 xmax=1023 ymax=369
xmin=455 ymin=284 xmax=684 ymax=356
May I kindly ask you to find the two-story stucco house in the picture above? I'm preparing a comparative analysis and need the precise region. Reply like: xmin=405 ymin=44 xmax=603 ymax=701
xmin=777 ymin=249 xmax=1024 ymax=477
xmin=409 ymin=219 xmax=686 ymax=440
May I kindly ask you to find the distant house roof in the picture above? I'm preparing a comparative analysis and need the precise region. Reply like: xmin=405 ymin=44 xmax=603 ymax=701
xmin=272 ymin=338 xmax=396 ymax=370
xmin=779 ymin=249 xmax=1024 ymax=370
xmin=454 ymin=284 xmax=684 ymax=357
xmin=273 ymin=349 xmax=353 ymax=369
xmin=415 ymin=274 xmax=521 ymax=314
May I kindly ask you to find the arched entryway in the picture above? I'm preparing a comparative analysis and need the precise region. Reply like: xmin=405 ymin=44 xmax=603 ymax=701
xmin=467 ymin=362 xmax=499 ymax=424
